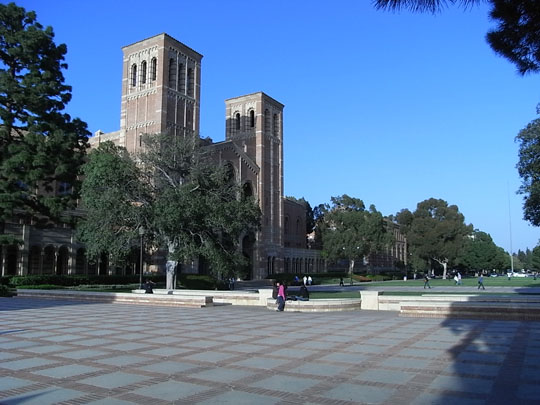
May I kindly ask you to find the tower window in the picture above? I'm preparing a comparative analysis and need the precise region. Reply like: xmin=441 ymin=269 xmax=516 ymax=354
xmin=141 ymin=60 xmax=147 ymax=84
xmin=264 ymin=109 xmax=270 ymax=131
xmin=187 ymin=68 xmax=194 ymax=97
xmin=130 ymin=64 xmax=137 ymax=87
xmin=273 ymin=113 xmax=278 ymax=136
xmin=235 ymin=113 xmax=241 ymax=130
xmin=150 ymin=57 xmax=157 ymax=81
xmin=179 ymin=63 xmax=185 ymax=94
xmin=168 ymin=58 xmax=177 ymax=89
xmin=249 ymin=110 xmax=255 ymax=128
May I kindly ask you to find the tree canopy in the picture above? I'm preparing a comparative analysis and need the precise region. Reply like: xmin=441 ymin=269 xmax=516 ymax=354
xmin=374 ymin=0 xmax=540 ymax=75
xmin=0 ymin=2 xmax=89 ymax=229
xmin=456 ymin=230 xmax=509 ymax=271
xmin=516 ymin=117 xmax=540 ymax=226
xmin=397 ymin=198 xmax=473 ymax=277
xmin=78 ymin=134 xmax=261 ymax=278
xmin=319 ymin=195 xmax=393 ymax=274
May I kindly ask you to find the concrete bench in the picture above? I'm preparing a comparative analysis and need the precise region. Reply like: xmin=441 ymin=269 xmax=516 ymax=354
xmin=16 ymin=289 xmax=213 ymax=308
xmin=266 ymin=297 xmax=362 ymax=312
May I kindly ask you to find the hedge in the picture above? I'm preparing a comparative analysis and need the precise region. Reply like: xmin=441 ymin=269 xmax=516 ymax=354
xmin=5 ymin=274 xmax=165 ymax=287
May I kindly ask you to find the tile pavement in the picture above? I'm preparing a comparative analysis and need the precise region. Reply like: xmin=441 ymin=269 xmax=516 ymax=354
xmin=1 ymin=297 xmax=540 ymax=404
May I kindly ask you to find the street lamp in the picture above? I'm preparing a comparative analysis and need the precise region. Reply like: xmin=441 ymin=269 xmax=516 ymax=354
xmin=139 ymin=226 xmax=145 ymax=289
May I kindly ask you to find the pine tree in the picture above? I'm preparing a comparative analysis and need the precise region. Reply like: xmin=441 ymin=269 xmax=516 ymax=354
xmin=0 ymin=3 xmax=89 ymax=232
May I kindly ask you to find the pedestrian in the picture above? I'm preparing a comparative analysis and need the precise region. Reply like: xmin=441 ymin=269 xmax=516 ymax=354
xmin=229 ymin=277 xmax=235 ymax=290
xmin=478 ymin=275 xmax=485 ymax=290
xmin=307 ymin=275 xmax=312 ymax=285
xmin=143 ymin=279 xmax=155 ymax=294
xmin=339 ymin=277 xmax=344 ymax=287
xmin=453 ymin=274 xmax=459 ymax=285
xmin=276 ymin=281 xmax=286 ymax=311
xmin=303 ymin=275 xmax=307 ymax=286
xmin=423 ymin=275 xmax=432 ymax=289
xmin=458 ymin=272 xmax=462 ymax=285
xmin=298 ymin=284 xmax=310 ymax=301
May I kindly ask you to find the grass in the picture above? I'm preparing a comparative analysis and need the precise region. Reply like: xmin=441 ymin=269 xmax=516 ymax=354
xmin=366 ymin=277 xmax=540 ymax=288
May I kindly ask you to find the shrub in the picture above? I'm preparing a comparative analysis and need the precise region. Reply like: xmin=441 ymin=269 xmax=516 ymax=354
xmin=7 ymin=274 xmax=165 ymax=288
xmin=178 ymin=274 xmax=227 ymax=290
xmin=0 ymin=284 xmax=15 ymax=297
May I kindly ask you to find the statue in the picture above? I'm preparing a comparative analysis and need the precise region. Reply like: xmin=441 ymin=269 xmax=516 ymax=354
xmin=166 ymin=260 xmax=177 ymax=290
xmin=165 ymin=240 xmax=177 ymax=290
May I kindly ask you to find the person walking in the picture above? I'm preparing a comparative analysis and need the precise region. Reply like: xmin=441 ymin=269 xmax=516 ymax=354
xmin=423 ymin=275 xmax=432 ymax=289
xmin=478 ymin=275 xmax=485 ymax=290
xmin=276 ymin=282 xmax=286 ymax=311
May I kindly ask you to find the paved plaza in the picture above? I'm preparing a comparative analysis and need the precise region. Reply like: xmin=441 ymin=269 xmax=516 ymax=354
xmin=1 ymin=297 xmax=540 ymax=404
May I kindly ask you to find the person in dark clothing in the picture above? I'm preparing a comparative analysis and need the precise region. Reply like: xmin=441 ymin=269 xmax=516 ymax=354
xmin=423 ymin=275 xmax=431 ymax=289
xmin=143 ymin=279 xmax=155 ymax=294
xmin=298 ymin=285 xmax=310 ymax=301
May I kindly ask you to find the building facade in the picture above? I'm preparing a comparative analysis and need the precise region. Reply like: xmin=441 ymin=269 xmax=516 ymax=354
xmin=89 ymin=33 xmax=322 ymax=279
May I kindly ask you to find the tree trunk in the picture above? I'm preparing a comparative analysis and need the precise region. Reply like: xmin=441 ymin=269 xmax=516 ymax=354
xmin=442 ymin=262 xmax=448 ymax=279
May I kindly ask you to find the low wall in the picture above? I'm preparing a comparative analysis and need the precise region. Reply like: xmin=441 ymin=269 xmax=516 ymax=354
xmin=16 ymin=289 xmax=213 ymax=308
xmin=134 ymin=289 xmax=265 ymax=306
xmin=266 ymin=297 xmax=362 ymax=312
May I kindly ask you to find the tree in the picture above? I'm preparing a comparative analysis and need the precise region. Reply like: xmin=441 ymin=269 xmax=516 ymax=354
xmin=319 ymin=195 xmax=393 ymax=274
xmin=532 ymin=245 xmax=540 ymax=271
xmin=397 ymin=198 xmax=473 ymax=278
xmin=456 ymin=230 xmax=509 ymax=271
xmin=0 ymin=3 xmax=89 ymax=235
xmin=516 ymin=117 xmax=540 ymax=226
xmin=374 ymin=0 xmax=540 ymax=75
xmin=77 ymin=142 xmax=148 ymax=265
xmin=78 ymin=134 xmax=261 ymax=278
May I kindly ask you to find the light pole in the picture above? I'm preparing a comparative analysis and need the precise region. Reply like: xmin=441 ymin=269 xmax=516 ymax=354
xmin=139 ymin=226 xmax=145 ymax=289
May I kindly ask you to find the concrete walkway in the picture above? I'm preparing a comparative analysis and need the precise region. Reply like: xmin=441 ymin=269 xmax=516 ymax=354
xmin=1 ymin=297 xmax=540 ymax=404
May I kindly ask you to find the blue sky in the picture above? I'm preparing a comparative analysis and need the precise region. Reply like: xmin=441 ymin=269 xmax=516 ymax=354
xmin=16 ymin=0 xmax=539 ymax=254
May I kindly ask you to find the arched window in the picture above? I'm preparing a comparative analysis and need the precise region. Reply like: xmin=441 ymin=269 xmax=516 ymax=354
xmin=284 ymin=216 xmax=289 ymax=235
xmin=243 ymin=182 xmax=253 ymax=199
xmin=273 ymin=113 xmax=278 ymax=136
xmin=141 ymin=60 xmax=147 ymax=84
xmin=249 ymin=110 xmax=255 ymax=128
xmin=187 ymin=68 xmax=194 ymax=97
xmin=235 ymin=113 xmax=241 ymax=130
xmin=224 ymin=162 xmax=235 ymax=183
xmin=296 ymin=217 xmax=302 ymax=234
xmin=168 ymin=58 xmax=176 ymax=89
xmin=150 ymin=57 xmax=157 ymax=81
xmin=130 ymin=64 xmax=137 ymax=87
xmin=28 ymin=246 xmax=41 ymax=275
xmin=179 ymin=63 xmax=185 ymax=93
xmin=76 ymin=248 xmax=86 ymax=275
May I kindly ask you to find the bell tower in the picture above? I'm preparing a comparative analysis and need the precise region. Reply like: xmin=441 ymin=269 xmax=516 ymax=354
xmin=225 ymin=92 xmax=284 ymax=277
xmin=120 ymin=34 xmax=203 ymax=154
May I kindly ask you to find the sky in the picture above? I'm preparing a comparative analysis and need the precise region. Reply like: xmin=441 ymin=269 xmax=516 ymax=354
xmin=14 ymin=0 xmax=540 ymax=254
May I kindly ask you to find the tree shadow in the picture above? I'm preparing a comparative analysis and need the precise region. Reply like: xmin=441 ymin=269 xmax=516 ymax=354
xmin=435 ymin=301 xmax=540 ymax=403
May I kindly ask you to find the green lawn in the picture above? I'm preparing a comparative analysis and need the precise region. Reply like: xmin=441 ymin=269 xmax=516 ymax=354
xmin=366 ymin=276 xmax=540 ymax=288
